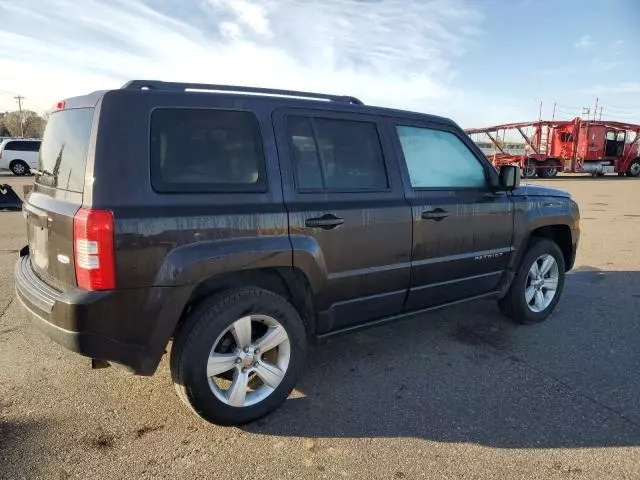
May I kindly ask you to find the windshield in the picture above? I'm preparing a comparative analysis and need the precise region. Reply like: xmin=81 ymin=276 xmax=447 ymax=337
xmin=36 ymin=108 xmax=94 ymax=192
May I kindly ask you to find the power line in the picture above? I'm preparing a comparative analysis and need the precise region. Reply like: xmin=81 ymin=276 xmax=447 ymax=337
xmin=600 ymin=107 xmax=639 ymax=116
xmin=600 ymin=102 xmax=640 ymax=111
xmin=603 ymin=111 xmax=637 ymax=117
xmin=555 ymin=103 xmax=582 ymax=110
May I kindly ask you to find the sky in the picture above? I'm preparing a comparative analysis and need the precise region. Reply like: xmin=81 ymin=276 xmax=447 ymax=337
xmin=0 ymin=0 xmax=639 ymax=128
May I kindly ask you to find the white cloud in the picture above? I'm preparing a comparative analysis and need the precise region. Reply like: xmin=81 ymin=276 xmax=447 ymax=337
xmin=591 ymin=58 xmax=621 ymax=73
xmin=574 ymin=34 xmax=594 ymax=49
xmin=0 ymin=0 xmax=496 ymax=124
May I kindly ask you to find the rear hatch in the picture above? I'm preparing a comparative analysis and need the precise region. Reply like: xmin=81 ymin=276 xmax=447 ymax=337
xmin=25 ymin=106 xmax=95 ymax=290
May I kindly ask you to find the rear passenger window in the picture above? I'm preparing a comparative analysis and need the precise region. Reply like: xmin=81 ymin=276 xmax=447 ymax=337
xmin=287 ymin=116 xmax=388 ymax=191
xmin=289 ymin=117 xmax=323 ymax=190
xmin=150 ymin=109 xmax=267 ymax=193
xmin=10 ymin=141 xmax=39 ymax=151
xmin=22 ymin=141 xmax=41 ymax=152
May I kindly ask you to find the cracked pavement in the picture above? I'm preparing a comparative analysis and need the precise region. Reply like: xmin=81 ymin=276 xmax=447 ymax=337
xmin=1 ymin=173 xmax=639 ymax=479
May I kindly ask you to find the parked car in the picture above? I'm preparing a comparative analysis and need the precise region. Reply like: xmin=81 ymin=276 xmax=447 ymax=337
xmin=0 ymin=138 xmax=41 ymax=175
xmin=15 ymin=80 xmax=580 ymax=425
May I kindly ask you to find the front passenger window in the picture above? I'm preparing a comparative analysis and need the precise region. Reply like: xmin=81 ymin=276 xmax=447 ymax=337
xmin=396 ymin=126 xmax=486 ymax=188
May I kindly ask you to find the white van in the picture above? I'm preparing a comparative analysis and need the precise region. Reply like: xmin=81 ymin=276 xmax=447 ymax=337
xmin=0 ymin=139 xmax=41 ymax=175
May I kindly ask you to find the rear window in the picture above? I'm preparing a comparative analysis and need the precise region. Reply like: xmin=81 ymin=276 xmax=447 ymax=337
xmin=150 ymin=108 xmax=267 ymax=193
xmin=5 ymin=141 xmax=41 ymax=152
xmin=36 ymin=108 xmax=94 ymax=192
xmin=287 ymin=116 xmax=389 ymax=191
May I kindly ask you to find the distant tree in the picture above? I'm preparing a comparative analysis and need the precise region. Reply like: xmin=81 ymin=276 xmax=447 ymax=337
xmin=0 ymin=112 xmax=9 ymax=136
xmin=23 ymin=113 xmax=46 ymax=138
xmin=3 ymin=110 xmax=47 ymax=138
xmin=4 ymin=111 xmax=25 ymax=136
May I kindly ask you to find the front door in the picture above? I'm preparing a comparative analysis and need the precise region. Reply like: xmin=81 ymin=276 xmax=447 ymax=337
xmin=274 ymin=109 xmax=412 ymax=333
xmin=389 ymin=121 xmax=514 ymax=311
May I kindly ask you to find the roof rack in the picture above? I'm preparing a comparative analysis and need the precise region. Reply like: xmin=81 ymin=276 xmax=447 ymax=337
xmin=121 ymin=80 xmax=364 ymax=105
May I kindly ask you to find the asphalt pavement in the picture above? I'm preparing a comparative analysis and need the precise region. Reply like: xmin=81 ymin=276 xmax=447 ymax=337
xmin=1 ymin=172 xmax=639 ymax=479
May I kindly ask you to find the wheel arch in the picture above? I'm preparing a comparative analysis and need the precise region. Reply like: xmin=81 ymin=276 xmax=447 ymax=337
xmin=176 ymin=267 xmax=317 ymax=343
xmin=9 ymin=158 xmax=27 ymax=170
xmin=529 ymin=224 xmax=573 ymax=271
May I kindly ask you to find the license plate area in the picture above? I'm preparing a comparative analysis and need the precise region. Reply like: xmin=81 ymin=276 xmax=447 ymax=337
xmin=25 ymin=207 xmax=50 ymax=272
xmin=28 ymin=222 xmax=50 ymax=271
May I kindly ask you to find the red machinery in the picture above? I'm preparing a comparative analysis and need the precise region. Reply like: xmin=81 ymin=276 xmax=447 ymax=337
xmin=466 ymin=118 xmax=640 ymax=178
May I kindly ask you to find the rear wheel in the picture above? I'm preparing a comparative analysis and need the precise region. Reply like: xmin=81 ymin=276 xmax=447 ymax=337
xmin=627 ymin=159 xmax=640 ymax=178
xmin=10 ymin=160 xmax=29 ymax=176
xmin=498 ymin=238 xmax=565 ymax=324
xmin=537 ymin=159 xmax=560 ymax=178
xmin=522 ymin=159 xmax=537 ymax=178
xmin=170 ymin=287 xmax=307 ymax=425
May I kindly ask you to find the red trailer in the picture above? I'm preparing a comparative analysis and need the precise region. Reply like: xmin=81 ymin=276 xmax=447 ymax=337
xmin=466 ymin=118 xmax=640 ymax=178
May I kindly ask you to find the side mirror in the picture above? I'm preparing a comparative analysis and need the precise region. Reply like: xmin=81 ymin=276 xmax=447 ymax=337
xmin=498 ymin=165 xmax=521 ymax=191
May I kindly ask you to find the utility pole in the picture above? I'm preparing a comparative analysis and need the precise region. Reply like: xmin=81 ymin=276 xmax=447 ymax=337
xmin=593 ymin=97 xmax=599 ymax=121
xmin=14 ymin=95 xmax=24 ymax=137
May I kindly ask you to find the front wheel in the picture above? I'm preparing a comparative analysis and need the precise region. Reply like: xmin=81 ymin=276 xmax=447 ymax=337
xmin=627 ymin=159 xmax=640 ymax=178
xmin=498 ymin=238 xmax=565 ymax=324
xmin=170 ymin=287 xmax=307 ymax=425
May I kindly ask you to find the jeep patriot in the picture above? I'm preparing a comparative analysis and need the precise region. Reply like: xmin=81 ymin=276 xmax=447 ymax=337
xmin=15 ymin=80 xmax=580 ymax=424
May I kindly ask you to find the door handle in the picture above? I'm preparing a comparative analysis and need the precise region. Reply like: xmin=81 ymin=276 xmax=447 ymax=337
xmin=305 ymin=214 xmax=344 ymax=230
xmin=421 ymin=208 xmax=448 ymax=221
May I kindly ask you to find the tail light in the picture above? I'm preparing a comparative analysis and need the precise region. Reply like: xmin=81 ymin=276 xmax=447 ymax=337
xmin=73 ymin=208 xmax=116 ymax=290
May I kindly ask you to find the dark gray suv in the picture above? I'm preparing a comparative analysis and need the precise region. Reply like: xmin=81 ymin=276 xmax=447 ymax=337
xmin=15 ymin=80 xmax=580 ymax=425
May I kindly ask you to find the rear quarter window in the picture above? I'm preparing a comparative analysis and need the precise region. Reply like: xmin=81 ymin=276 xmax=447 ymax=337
xmin=150 ymin=108 xmax=267 ymax=193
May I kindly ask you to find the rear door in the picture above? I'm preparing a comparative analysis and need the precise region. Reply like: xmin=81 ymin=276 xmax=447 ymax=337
xmin=25 ymin=107 xmax=95 ymax=290
xmin=274 ymin=109 xmax=412 ymax=333
xmin=390 ymin=120 xmax=514 ymax=311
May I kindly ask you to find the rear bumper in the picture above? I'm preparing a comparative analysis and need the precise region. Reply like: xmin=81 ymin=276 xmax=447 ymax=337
xmin=15 ymin=253 xmax=192 ymax=375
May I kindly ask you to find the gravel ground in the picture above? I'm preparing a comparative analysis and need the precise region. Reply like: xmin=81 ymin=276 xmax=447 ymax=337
xmin=1 ymin=172 xmax=639 ymax=479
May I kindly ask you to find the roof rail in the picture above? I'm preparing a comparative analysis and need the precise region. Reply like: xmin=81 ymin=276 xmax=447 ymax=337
xmin=121 ymin=80 xmax=364 ymax=105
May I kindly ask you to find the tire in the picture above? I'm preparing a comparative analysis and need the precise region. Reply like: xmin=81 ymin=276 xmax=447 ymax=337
xmin=170 ymin=287 xmax=307 ymax=425
xmin=10 ymin=160 xmax=29 ymax=176
xmin=498 ymin=238 xmax=565 ymax=325
xmin=537 ymin=159 xmax=560 ymax=179
xmin=522 ymin=159 xmax=537 ymax=178
xmin=627 ymin=159 xmax=640 ymax=178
